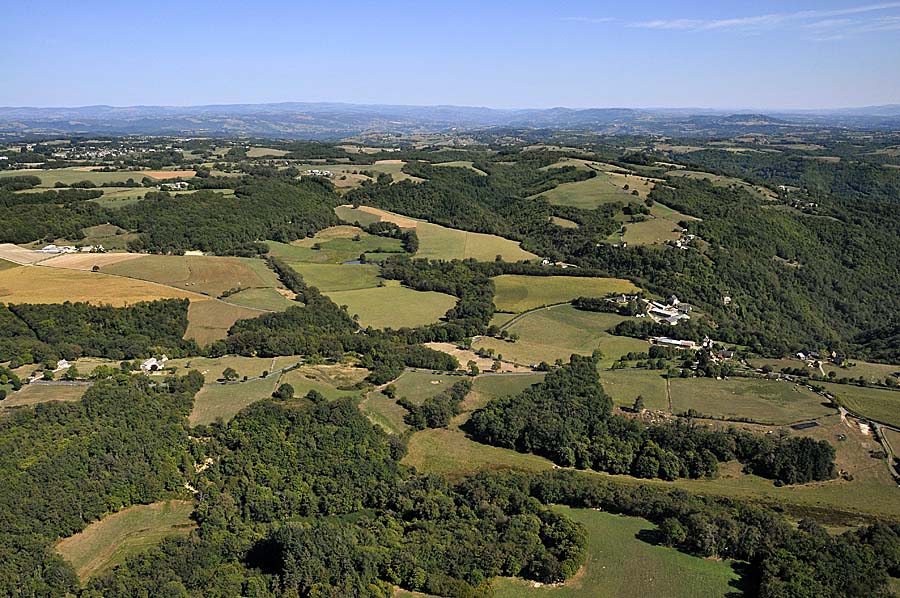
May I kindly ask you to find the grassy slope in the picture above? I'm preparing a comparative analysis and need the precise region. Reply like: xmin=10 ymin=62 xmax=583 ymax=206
xmin=492 ymin=275 xmax=639 ymax=313
xmin=325 ymin=282 xmax=457 ymax=329
xmin=55 ymin=500 xmax=195 ymax=582
xmin=0 ymin=384 xmax=88 ymax=409
xmin=494 ymin=506 xmax=742 ymax=598
xmin=821 ymin=382 xmax=900 ymax=428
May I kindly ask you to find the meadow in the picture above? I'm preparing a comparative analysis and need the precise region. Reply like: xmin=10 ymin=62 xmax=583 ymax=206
xmin=284 ymin=263 xmax=381 ymax=292
xmin=184 ymin=299 xmax=265 ymax=345
xmin=614 ymin=202 xmax=694 ymax=246
xmin=473 ymin=305 xmax=649 ymax=368
xmin=599 ymin=369 xmax=669 ymax=411
xmin=55 ymin=500 xmax=195 ymax=582
xmin=432 ymin=160 xmax=487 ymax=175
xmin=323 ymin=281 xmax=457 ymax=329
xmin=669 ymin=377 xmax=833 ymax=424
xmin=164 ymin=355 xmax=301 ymax=384
xmin=493 ymin=507 xmax=742 ymax=598
xmin=491 ymin=275 xmax=640 ymax=313
xmin=665 ymin=170 xmax=776 ymax=200
xmin=0 ymin=167 xmax=193 ymax=188
xmin=821 ymin=382 xmax=900 ymax=428
xmin=534 ymin=171 xmax=637 ymax=208
xmin=269 ymin=225 xmax=405 ymax=264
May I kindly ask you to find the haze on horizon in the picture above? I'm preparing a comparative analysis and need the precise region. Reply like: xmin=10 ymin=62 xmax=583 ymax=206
xmin=3 ymin=0 xmax=899 ymax=110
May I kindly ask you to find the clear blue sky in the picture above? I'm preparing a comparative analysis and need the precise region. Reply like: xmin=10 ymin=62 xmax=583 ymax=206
xmin=3 ymin=0 xmax=899 ymax=109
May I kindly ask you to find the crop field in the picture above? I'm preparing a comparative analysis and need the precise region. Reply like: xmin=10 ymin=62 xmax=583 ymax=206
xmin=821 ymin=382 xmax=900 ymax=428
xmin=103 ymin=254 xmax=281 ymax=298
xmin=1 ymin=383 xmax=88 ymax=409
xmin=184 ymin=299 xmax=264 ymax=345
xmin=55 ymin=500 xmax=195 ymax=582
xmin=474 ymin=305 xmax=649 ymax=368
xmin=492 ymin=275 xmax=640 ymax=313
xmin=0 ymin=265 xmax=200 ymax=306
xmin=669 ymin=377 xmax=832 ymax=424
xmin=599 ymin=369 xmax=670 ymax=410
xmin=535 ymin=171 xmax=639 ymax=208
xmin=550 ymin=216 xmax=578 ymax=228
xmin=433 ymin=160 xmax=487 ymax=175
xmin=285 ymin=263 xmax=382 ymax=291
xmin=493 ymin=507 xmax=742 ymax=598
xmin=39 ymin=251 xmax=144 ymax=271
xmin=333 ymin=206 xmax=537 ymax=261
xmin=323 ymin=281 xmax=457 ymax=329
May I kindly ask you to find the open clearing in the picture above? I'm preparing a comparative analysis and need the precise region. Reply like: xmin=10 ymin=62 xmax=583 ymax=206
xmin=821 ymin=382 xmax=900 ymax=428
xmin=424 ymin=342 xmax=532 ymax=373
xmin=165 ymin=355 xmax=301 ymax=384
xmin=493 ymin=507 xmax=741 ymax=598
xmin=184 ymin=299 xmax=264 ymax=345
xmin=269 ymin=229 xmax=404 ymax=265
xmin=665 ymin=170 xmax=776 ymax=200
xmin=36 ymin=223 xmax=140 ymax=252
xmin=56 ymin=500 xmax=195 ymax=582
xmin=0 ymin=265 xmax=200 ymax=305
xmin=535 ymin=170 xmax=651 ymax=209
xmin=334 ymin=206 xmax=537 ymax=261
xmin=669 ymin=377 xmax=833 ymax=424
xmin=492 ymin=275 xmax=639 ymax=313
xmin=225 ymin=287 xmax=297 ymax=311
xmin=0 ymin=243 xmax=52 ymax=265
xmin=612 ymin=202 xmax=696 ymax=246
xmin=1 ymin=383 xmax=88 ymax=409
xmin=600 ymin=369 xmax=670 ymax=411
xmin=285 ymin=263 xmax=382 ymax=292
xmin=324 ymin=281 xmax=456 ymax=329
xmin=295 ymin=161 xmax=422 ymax=187
xmin=474 ymin=305 xmax=648 ymax=368
xmin=433 ymin=160 xmax=487 ymax=175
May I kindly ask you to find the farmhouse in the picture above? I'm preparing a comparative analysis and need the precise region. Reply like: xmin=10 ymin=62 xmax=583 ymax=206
xmin=140 ymin=355 xmax=168 ymax=373
xmin=651 ymin=336 xmax=697 ymax=350
xmin=39 ymin=244 xmax=77 ymax=254
xmin=160 ymin=181 xmax=189 ymax=191
xmin=303 ymin=169 xmax=333 ymax=178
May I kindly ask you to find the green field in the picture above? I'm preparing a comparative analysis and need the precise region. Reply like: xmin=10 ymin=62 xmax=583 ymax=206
xmin=600 ymin=369 xmax=670 ymax=410
xmin=36 ymin=223 xmax=139 ymax=252
xmin=670 ymin=377 xmax=833 ymax=424
xmin=535 ymin=171 xmax=636 ymax=208
xmin=165 ymin=355 xmax=301 ymax=384
xmin=821 ymin=382 xmax=900 ymax=428
xmin=823 ymin=360 xmax=900 ymax=384
xmin=294 ymin=161 xmax=422 ymax=186
xmin=432 ymin=160 xmax=487 ymax=175
xmin=284 ymin=262 xmax=382 ymax=291
xmin=494 ymin=506 xmax=742 ymax=598
xmin=189 ymin=376 xmax=280 ymax=426
xmin=474 ymin=305 xmax=649 ymax=368
xmin=665 ymin=170 xmax=775 ymax=200
xmin=359 ymin=391 xmax=410 ymax=434
xmin=0 ymin=383 xmax=88 ymax=409
xmin=324 ymin=281 xmax=457 ymax=329
xmin=467 ymin=373 xmax=546 ymax=409
xmin=225 ymin=287 xmax=297 ymax=311
xmin=269 ymin=226 xmax=406 ymax=264
xmin=55 ymin=500 xmax=195 ymax=582
xmin=0 ymin=167 xmax=170 ymax=187
xmin=492 ymin=275 xmax=640 ymax=313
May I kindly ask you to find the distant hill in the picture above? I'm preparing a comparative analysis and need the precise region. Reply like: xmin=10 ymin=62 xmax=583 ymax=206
xmin=0 ymin=102 xmax=898 ymax=139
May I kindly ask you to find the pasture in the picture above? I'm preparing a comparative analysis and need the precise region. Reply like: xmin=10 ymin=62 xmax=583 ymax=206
xmin=55 ymin=500 xmax=195 ymax=582
xmin=323 ymin=281 xmax=456 ymax=329
xmin=669 ymin=377 xmax=832 ymax=424
xmin=0 ymin=265 xmax=199 ymax=306
xmin=189 ymin=376 xmax=280 ymax=426
xmin=285 ymin=263 xmax=382 ymax=292
xmin=0 ymin=383 xmax=88 ymax=409
xmin=665 ymin=170 xmax=776 ymax=200
xmin=246 ymin=147 xmax=288 ymax=157
xmin=359 ymin=391 xmax=410 ymax=434
xmin=294 ymin=161 xmax=422 ymax=186
xmin=474 ymin=305 xmax=649 ymax=368
xmin=616 ymin=202 xmax=695 ymax=246
xmin=0 ymin=167 xmax=193 ymax=188
xmin=492 ymin=275 xmax=639 ymax=313
xmin=821 ymin=382 xmax=900 ymax=428
xmin=184 ymin=299 xmax=265 ymax=345
xmin=433 ymin=160 xmax=487 ymax=175
xmin=534 ymin=171 xmax=642 ymax=209
xmin=36 ymin=223 xmax=140 ymax=252
xmin=493 ymin=507 xmax=742 ymax=598
xmin=165 ymin=355 xmax=301 ymax=384
xmin=268 ymin=227 xmax=405 ymax=264
xmin=389 ymin=370 xmax=465 ymax=405
xmin=333 ymin=206 xmax=537 ymax=261
xmin=225 ymin=287 xmax=297 ymax=311
xmin=599 ymin=369 xmax=669 ymax=411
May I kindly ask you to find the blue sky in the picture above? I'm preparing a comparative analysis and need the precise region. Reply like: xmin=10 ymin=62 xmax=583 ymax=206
xmin=3 ymin=0 xmax=899 ymax=109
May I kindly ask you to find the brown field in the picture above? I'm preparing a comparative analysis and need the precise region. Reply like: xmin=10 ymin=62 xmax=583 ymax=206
xmin=424 ymin=342 xmax=531 ymax=373
xmin=0 ymin=265 xmax=201 ymax=306
xmin=142 ymin=170 xmax=196 ymax=180
xmin=374 ymin=159 xmax=404 ymax=164
xmin=184 ymin=299 xmax=264 ymax=345
xmin=0 ymin=243 xmax=51 ymax=265
xmin=351 ymin=205 xmax=420 ymax=228
xmin=1 ymin=383 xmax=88 ymax=409
xmin=41 ymin=252 xmax=143 ymax=271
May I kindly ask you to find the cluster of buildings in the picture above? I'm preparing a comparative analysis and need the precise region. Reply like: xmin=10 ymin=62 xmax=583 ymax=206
xmin=140 ymin=355 xmax=168 ymax=373
xmin=303 ymin=169 xmax=333 ymax=178
xmin=39 ymin=244 xmax=105 ymax=254
xmin=540 ymin=259 xmax=578 ymax=269
xmin=645 ymin=295 xmax=691 ymax=325
xmin=160 ymin=181 xmax=189 ymax=191
xmin=668 ymin=233 xmax=697 ymax=250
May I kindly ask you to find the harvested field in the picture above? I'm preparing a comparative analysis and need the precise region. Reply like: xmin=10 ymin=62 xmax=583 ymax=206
xmin=492 ymin=275 xmax=639 ymax=313
xmin=141 ymin=170 xmax=195 ymax=180
xmin=41 ymin=252 xmax=143 ymax=271
xmin=424 ymin=342 xmax=531 ymax=373
xmin=433 ymin=160 xmax=487 ymax=175
xmin=1 ymin=383 xmax=88 ymax=409
xmin=0 ymin=243 xmax=51 ymax=265
xmin=285 ymin=263 xmax=381 ymax=292
xmin=56 ymin=500 xmax=195 ymax=582
xmin=0 ymin=265 xmax=200 ymax=305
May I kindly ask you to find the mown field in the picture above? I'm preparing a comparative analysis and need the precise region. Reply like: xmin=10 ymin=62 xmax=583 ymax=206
xmin=600 ymin=369 xmax=669 ymax=411
xmin=0 ymin=264 xmax=200 ymax=306
xmin=184 ymin=299 xmax=266 ymax=345
xmin=55 ymin=500 xmax=195 ymax=582
xmin=492 ymin=275 xmax=640 ymax=313
xmin=0 ymin=383 xmax=88 ymax=409
xmin=493 ymin=506 xmax=743 ymax=598
xmin=474 ymin=305 xmax=648 ymax=367
xmin=285 ymin=263 xmax=381 ymax=292
xmin=324 ymin=281 xmax=457 ymax=329
xmin=669 ymin=377 xmax=833 ymax=424
xmin=821 ymin=382 xmax=900 ymax=428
